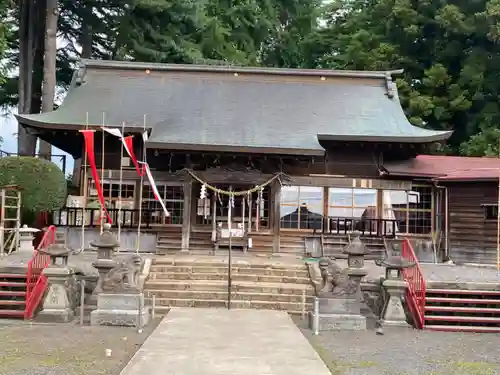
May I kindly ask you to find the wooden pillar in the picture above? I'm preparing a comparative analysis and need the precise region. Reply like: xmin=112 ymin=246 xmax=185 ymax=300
xmin=272 ymin=182 xmax=281 ymax=253
xmin=181 ymin=181 xmax=193 ymax=252
xmin=323 ymin=187 xmax=329 ymax=232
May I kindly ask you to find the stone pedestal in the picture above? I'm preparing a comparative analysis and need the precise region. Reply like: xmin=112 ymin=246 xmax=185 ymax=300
xmin=381 ymin=279 xmax=410 ymax=327
xmin=90 ymin=293 xmax=149 ymax=328
xmin=37 ymin=267 xmax=75 ymax=323
xmin=309 ymin=296 xmax=367 ymax=331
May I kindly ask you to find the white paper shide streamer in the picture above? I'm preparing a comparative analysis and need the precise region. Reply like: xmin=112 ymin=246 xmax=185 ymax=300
xmin=102 ymin=127 xmax=170 ymax=217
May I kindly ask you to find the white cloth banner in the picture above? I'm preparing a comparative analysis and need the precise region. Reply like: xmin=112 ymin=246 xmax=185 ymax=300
xmin=139 ymin=161 xmax=170 ymax=217
xmin=102 ymin=127 xmax=134 ymax=158
xmin=102 ymin=127 xmax=170 ymax=217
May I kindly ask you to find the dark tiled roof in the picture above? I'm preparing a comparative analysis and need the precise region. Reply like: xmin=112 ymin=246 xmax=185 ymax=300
xmin=384 ymin=155 xmax=500 ymax=181
xmin=17 ymin=60 xmax=452 ymax=155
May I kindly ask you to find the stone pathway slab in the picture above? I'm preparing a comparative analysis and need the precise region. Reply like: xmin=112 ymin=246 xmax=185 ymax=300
xmin=119 ymin=308 xmax=331 ymax=375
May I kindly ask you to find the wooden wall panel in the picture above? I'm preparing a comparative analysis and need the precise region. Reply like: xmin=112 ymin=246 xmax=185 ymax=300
xmin=447 ymin=181 xmax=499 ymax=264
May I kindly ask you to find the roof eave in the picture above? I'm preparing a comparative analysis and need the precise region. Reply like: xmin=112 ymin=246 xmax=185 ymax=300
xmin=145 ymin=141 xmax=325 ymax=156
xmin=435 ymin=177 xmax=499 ymax=182
xmin=16 ymin=114 xmax=151 ymax=133
xmin=317 ymin=131 xmax=453 ymax=144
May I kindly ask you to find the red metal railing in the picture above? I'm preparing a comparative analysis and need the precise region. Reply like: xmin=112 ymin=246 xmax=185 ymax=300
xmin=24 ymin=225 xmax=55 ymax=319
xmin=401 ymin=238 xmax=426 ymax=329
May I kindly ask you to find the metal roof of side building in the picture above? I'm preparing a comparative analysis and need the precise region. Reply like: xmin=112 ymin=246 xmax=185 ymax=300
xmin=16 ymin=59 xmax=452 ymax=155
xmin=383 ymin=155 xmax=500 ymax=181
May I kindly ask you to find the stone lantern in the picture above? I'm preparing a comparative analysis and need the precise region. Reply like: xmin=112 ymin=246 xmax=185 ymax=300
xmin=90 ymin=223 xmax=119 ymax=296
xmin=376 ymin=254 xmax=416 ymax=327
xmin=342 ymin=231 xmax=370 ymax=299
xmin=37 ymin=243 xmax=76 ymax=323
xmin=18 ymin=225 xmax=39 ymax=253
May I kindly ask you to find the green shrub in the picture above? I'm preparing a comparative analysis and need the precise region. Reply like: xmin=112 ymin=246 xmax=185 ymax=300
xmin=0 ymin=156 xmax=67 ymax=212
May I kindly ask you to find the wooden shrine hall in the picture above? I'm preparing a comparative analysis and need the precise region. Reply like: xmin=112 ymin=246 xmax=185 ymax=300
xmin=16 ymin=60 xmax=456 ymax=257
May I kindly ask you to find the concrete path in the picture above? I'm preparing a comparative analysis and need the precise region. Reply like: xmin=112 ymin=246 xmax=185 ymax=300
xmin=119 ymin=308 xmax=331 ymax=375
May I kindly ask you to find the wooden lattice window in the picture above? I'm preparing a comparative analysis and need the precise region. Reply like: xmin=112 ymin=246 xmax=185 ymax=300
xmin=141 ymin=184 xmax=184 ymax=225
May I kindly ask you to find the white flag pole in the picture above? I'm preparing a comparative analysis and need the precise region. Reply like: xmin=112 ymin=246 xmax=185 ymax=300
xmin=117 ymin=122 xmax=125 ymax=246
xmin=136 ymin=115 xmax=146 ymax=253
xmin=100 ymin=112 xmax=106 ymax=234
xmin=81 ymin=113 xmax=89 ymax=252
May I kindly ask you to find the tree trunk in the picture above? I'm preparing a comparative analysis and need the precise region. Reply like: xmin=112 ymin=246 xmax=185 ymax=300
xmin=72 ymin=1 xmax=93 ymax=187
xmin=39 ymin=0 xmax=59 ymax=160
xmin=17 ymin=0 xmax=37 ymax=156
xmin=31 ymin=0 xmax=46 ymax=115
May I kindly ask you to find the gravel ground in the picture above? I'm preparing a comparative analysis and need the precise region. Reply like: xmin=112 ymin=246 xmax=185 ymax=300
xmin=294 ymin=318 xmax=500 ymax=375
xmin=0 ymin=319 xmax=160 ymax=375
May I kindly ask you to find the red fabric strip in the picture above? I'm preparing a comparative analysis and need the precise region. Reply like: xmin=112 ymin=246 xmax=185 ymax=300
xmin=81 ymin=130 xmax=112 ymax=224
xmin=123 ymin=136 xmax=146 ymax=176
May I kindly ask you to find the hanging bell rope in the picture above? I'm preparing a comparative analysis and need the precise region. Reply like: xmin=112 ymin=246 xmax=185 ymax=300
xmin=183 ymin=169 xmax=288 ymax=196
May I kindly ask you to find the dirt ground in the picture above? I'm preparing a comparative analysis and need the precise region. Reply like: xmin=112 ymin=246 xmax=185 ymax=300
xmin=0 ymin=319 xmax=160 ymax=375
xmin=294 ymin=317 xmax=500 ymax=375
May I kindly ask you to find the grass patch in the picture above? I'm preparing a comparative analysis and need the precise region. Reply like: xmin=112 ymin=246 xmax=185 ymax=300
xmin=452 ymin=361 xmax=497 ymax=375
xmin=309 ymin=338 xmax=379 ymax=374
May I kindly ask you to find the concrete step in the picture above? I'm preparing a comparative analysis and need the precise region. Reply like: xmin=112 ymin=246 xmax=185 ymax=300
xmin=424 ymin=315 xmax=500 ymax=323
xmin=149 ymin=265 xmax=309 ymax=278
xmin=426 ymin=297 xmax=500 ymax=305
xmin=152 ymin=258 xmax=307 ymax=269
xmin=426 ymin=289 xmax=500 ymax=296
xmin=145 ymin=297 xmax=312 ymax=311
xmin=425 ymin=325 xmax=500 ymax=333
xmin=425 ymin=305 xmax=500 ymax=314
xmin=149 ymin=272 xmax=311 ymax=284
xmin=145 ymin=290 xmax=314 ymax=303
xmin=145 ymin=280 xmax=315 ymax=295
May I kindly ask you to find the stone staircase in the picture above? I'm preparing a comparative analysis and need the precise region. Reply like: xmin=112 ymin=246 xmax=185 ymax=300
xmin=424 ymin=288 xmax=500 ymax=333
xmin=144 ymin=257 xmax=315 ymax=315
xmin=0 ymin=273 xmax=27 ymax=318
xmin=156 ymin=227 xmax=183 ymax=254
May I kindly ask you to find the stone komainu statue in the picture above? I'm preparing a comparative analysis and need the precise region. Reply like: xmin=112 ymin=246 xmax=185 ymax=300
xmin=101 ymin=254 xmax=143 ymax=293
xmin=318 ymin=258 xmax=357 ymax=297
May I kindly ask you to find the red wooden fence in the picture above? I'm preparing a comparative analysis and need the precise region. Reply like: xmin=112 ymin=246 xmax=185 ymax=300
xmin=24 ymin=225 xmax=55 ymax=319
xmin=401 ymin=238 xmax=426 ymax=329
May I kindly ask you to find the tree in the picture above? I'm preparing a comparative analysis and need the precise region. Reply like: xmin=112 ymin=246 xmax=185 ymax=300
xmin=39 ymin=0 xmax=59 ymax=159
xmin=0 ymin=156 xmax=67 ymax=212
xmin=313 ymin=0 xmax=500 ymax=154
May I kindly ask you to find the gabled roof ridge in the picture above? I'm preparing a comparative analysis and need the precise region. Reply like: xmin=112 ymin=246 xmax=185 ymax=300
xmin=79 ymin=59 xmax=404 ymax=79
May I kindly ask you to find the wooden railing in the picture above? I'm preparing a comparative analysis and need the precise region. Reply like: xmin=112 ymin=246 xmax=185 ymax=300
xmin=24 ymin=225 xmax=55 ymax=319
xmin=401 ymin=238 xmax=426 ymax=329
xmin=52 ymin=207 xmax=165 ymax=228
xmin=324 ymin=217 xmax=398 ymax=238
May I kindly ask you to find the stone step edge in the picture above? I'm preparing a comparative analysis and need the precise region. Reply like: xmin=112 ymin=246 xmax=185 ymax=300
xmin=145 ymin=290 xmax=315 ymax=298
xmin=149 ymin=272 xmax=311 ymax=281
xmin=150 ymin=305 xmax=311 ymax=316
xmin=145 ymin=279 xmax=313 ymax=288
xmin=145 ymin=297 xmax=313 ymax=307
xmin=151 ymin=260 xmax=308 ymax=269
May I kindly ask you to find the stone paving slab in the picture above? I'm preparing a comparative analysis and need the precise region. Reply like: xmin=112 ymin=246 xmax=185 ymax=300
xmin=119 ymin=308 xmax=331 ymax=375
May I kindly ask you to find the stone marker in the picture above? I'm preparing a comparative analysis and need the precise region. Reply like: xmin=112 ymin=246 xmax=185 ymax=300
xmin=90 ymin=253 xmax=149 ymax=327
xmin=36 ymin=243 xmax=76 ymax=323
xmin=376 ymin=252 xmax=415 ymax=327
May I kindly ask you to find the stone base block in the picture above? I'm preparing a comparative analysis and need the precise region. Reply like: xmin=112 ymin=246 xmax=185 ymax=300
xmin=319 ymin=297 xmax=361 ymax=315
xmin=90 ymin=308 xmax=149 ymax=328
xmin=36 ymin=308 xmax=74 ymax=323
xmin=90 ymin=292 xmax=149 ymax=327
xmin=309 ymin=312 xmax=367 ymax=331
